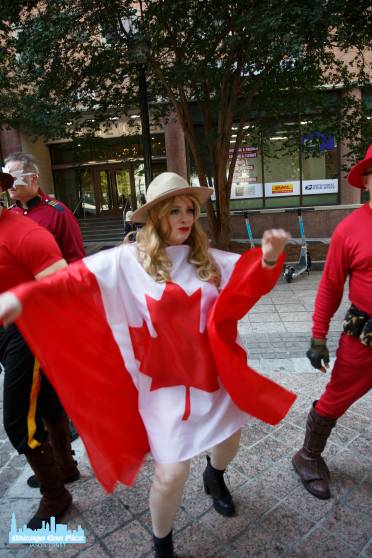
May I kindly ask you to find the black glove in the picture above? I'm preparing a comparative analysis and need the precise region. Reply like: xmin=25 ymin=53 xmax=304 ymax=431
xmin=306 ymin=338 xmax=329 ymax=371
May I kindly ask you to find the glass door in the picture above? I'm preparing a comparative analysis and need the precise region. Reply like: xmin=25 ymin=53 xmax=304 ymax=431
xmin=114 ymin=168 xmax=132 ymax=212
xmin=79 ymin=165 xmax=138 ymax=216
xmin=97 ymin=169 xmax=116 ymax=212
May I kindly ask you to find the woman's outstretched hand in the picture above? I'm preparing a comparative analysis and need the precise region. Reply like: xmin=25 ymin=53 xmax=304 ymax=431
xmin=0 ymin=292 xmax=22 ymax=327
xmin=261 ymin=229 xmax=291 ymax=267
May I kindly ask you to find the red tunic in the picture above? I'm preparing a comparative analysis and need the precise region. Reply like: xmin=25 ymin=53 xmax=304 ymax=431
xmin=0 ymin=209 xmax=62 ymax=294
xmin=313 ymin=203 xmax=372 ymax=339
xmin=10 ymin=196 xmax=85 ymax=263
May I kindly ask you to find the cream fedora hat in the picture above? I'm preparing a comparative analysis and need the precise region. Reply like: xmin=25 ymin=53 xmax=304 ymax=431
xmin=131 ymin=172 xmax=213 ymax=223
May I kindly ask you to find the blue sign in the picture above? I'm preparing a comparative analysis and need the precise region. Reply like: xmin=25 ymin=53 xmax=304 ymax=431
xmin=301 ymin=132 xmax=335 ymax=152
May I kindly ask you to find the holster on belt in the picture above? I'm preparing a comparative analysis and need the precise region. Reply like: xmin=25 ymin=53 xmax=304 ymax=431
xmin=343 ymin=304 xmax=372 ymax=347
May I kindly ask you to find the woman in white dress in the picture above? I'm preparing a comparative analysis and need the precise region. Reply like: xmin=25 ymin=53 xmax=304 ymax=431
xmin=0 ymin=172 xmax=291 ymax=558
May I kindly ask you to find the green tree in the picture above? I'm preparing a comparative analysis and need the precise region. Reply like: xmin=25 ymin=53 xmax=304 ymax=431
xmin=0 ymin=0 xmax=371 ymax=245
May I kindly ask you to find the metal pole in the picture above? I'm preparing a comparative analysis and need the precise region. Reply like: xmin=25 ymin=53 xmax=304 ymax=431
xmin=138 ymin=63 xmax=153 ymax=189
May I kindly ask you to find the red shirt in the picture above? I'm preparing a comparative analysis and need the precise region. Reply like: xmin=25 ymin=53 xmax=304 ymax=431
xmin=11 ymin=196 xmax=86 ymax=263
xmin=313 ymin=203 xmax=372 ymax=339
xmin=0 ymin=208 xmax=63 ymax=294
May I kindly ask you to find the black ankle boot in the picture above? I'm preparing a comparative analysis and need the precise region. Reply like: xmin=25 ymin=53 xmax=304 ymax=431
xmin=203 ymin=455 xmax=235 ymax=517
xmin=153 ymin=530 xmax=174 ymax=558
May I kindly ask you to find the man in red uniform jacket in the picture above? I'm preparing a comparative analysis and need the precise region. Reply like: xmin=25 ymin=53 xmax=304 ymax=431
xmin=4 ymin=152 xmax=84 ymax=449
xmin=292 ymin=145 xmax=372 ymax=500
xmin=3 ymin=152 xmax=85 ymax=263
xmin=0 ymin=172 xmax=77 ymax=529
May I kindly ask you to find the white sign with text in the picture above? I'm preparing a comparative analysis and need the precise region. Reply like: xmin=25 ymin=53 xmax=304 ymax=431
xmin=302 ymin=179 xmax=338 ymax=195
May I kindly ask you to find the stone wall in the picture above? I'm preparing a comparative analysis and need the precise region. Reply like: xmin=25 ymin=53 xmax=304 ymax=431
xmin=200 ymin=204 xmax=361 ymax=240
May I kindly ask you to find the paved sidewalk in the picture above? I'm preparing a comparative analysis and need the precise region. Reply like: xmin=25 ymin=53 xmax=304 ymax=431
xmin=0 ymin=271 xmax=371 ymax=558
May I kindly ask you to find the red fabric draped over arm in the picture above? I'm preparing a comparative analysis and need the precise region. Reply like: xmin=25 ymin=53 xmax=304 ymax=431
xmin=208 ymin=248 xmax=296 ymax=425
xmin=13 ymin=261 xmax=149 ymax=492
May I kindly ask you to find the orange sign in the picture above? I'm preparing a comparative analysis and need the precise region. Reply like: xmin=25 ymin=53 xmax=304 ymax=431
xmin=272 ymin=183 xmax=294 ymax=194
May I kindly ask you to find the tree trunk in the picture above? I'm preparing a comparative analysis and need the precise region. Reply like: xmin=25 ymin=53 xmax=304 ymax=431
xmin=211 ymin=181 xmax=231 ymax=249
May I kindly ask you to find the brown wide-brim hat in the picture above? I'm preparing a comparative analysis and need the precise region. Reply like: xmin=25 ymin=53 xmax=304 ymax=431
xmin=131 ymin=172 xmax=213 ymax=223
xmin=348 ymin=144 xmax=372 ymax=189
xmin=0 ymin=172 xmax=14 ymax=192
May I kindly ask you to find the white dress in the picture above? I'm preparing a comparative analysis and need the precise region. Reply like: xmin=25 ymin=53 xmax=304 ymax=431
xmin=84 ymin=243 xmax=250 ymax=463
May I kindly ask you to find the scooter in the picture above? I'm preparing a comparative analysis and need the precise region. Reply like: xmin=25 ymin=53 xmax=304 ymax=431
xmin=283 ymin=207 xmax=314 ymax=283
xmin=244 ymin=211 xmax=257 ymax=249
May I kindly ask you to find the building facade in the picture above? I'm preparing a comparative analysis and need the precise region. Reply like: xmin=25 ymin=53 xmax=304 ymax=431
xmin=0 ymin=88 xmax=370 ymax=239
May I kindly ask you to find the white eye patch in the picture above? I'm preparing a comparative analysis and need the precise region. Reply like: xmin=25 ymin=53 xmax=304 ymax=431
xmin=1 ymin=167 xmax=34 ymax=187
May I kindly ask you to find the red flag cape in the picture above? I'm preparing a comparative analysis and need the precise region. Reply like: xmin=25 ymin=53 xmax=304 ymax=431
xmin=13 ymin=248 xmax=295 ymax=492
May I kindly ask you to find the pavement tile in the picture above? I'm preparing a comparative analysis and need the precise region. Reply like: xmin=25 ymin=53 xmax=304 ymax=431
xmin=250 ymin=322 xmax=287 ymax=333
xmin=364 ymin=540 xmax=372 ymax=558
xmin=83 ymin=495 xmax=133 ymax=538
xmin=268 ymin=422 xmax=305 ymax=449
xmin=116 ymin=478 xmax=153 ymax=516
xmin=329 ymin=447 xmax=372 ymax=482
xmin=200 ymin=506 xmax=256 ymax=544
xmin=231 ymin=479 xmax=280 ymax=521
xmin=284 ymin=466 xmax=356 ymax=522
xmin=348 ymin=398 xmax=372 ymax=419
xmin=253 ymin=457 xmax=301 ymax=500
xmin=284 ymin=322 xmax=313 ymax=333
xmin=237 ymin=323 xmax=253 ymax=334
xmin=245 ymin=305 xmax=276 ymax=314
xmin=210 ymin=545 xmax=240 ymax=558
xmin=101 ymin=519 xmax=152 ymax=558
xmin=0 ymin=467 xmax=25 ymax=499
xmin=139 ymin=505 xmax=191 ymax=536
xmin=345 ymin=435 xmax=372 ymax=462
xmin=198 ymin=476 xmax=279 ymax=542
xmin=4 ymin=548 xmax=47 ymax=558
xmin=319 ymin=502 xmax=372 ymax=551
xmin=292 ymin=525 xmax=359 ymax=558
xmin=223 ymin=463 xmax=251 ymax=490
xmin=74 ymin=542 xmax=111 ymax=557
xmin=68 ymin=477 xmax=108 ymax=513
xmin=231 ymin=522 xmax=289 ymax=557
xmin=328 ymin=424 xmax=360 ymax=447
xmin=188 ymin=454 xmax=208 ymax=479
xmin=240 ymin=423 xmax=271 ymax=447
xmin=343 ymin=476 xmax=372 ymax=516
xmin=181 ymin=476 xmax=214 ymax=517
xmin=232 ymin=444 xmax=274 ymax=478
xmin=275 ymin=304 xmax=308 ymax=313
xmin=278 ymin=312 xmax=314 ymax=322
xmin=173 ymin=522 xmax=223 ymax=558
xmin=249 ymin=313 xmax=282 ymax=323
xmin=259 ymin=501 xmax=314 ymax=545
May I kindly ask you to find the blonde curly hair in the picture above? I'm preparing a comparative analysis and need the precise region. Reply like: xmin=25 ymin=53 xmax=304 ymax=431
xmin=135 ymin=194 xmax=220 ymax=286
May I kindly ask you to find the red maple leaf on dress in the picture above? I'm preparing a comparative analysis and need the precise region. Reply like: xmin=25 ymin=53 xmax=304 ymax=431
xmin=129 ymin=282 xmax=219 ymax=421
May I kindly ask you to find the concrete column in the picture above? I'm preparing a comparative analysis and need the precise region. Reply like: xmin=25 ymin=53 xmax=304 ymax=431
xmin=164 ymin=113 xmax=188 ymax=179
xmin=0 ymin=126 xmax=22 ymax=160
xmin=339 ymin=87 xmax=362 ymax=205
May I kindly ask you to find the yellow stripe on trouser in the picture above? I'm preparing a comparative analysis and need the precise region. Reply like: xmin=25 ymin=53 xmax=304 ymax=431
xmin=27 ymin=359 xmax=42 ymax=449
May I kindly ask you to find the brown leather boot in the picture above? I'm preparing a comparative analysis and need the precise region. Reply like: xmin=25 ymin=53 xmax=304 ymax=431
xmin=25 ymin=441 xmax=72 ymax=530
xmin=292 ymin=403 xmax=336 ymax=499
xmin=27 ymin=414 xmax=80 ymax=488
xmin=45 ymin=414 xmax=80 ymax=480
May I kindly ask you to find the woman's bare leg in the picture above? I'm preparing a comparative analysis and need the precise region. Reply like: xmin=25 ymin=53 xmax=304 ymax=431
xmin=211 ymin=429 xmax=241 ymax=470
xmin=150 ymin=460 xmax=190 ymax=538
